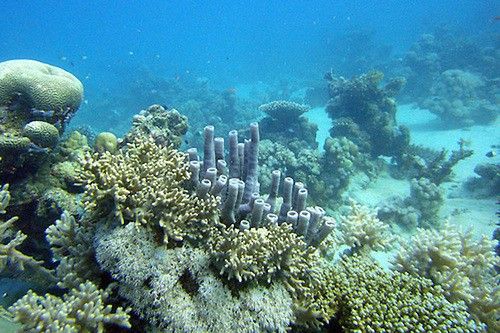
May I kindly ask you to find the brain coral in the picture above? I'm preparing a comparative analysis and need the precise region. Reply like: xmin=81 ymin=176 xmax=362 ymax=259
xmin=22 ymin=120 xmax=60 ymax=148
xmin=0 ymin=59 xmax=83 ymax=112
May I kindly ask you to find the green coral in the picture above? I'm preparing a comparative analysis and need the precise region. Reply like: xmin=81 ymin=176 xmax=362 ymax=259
xmin=22 ymin=120 xmax=60 ymax=148
xmin=94 ymin=132 xmax=118 ymax=154
xmin=328 ymin=255 xmax=479 ymax=332
xmin=9 ymin=281 xmax=130 ymax=333
xmin=79 ymin=136 xmax=219 ymax=244
xmin=208 ymin=223 xmax=321 ymax=294
xmin=394 ymin=223 xmax=499 ymax=330
xmin=0 ymin=59 xmax=83 ymax=112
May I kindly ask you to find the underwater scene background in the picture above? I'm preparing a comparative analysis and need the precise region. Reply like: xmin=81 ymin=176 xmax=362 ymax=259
xmin=0 ymin=1 xmax=498 ymax=332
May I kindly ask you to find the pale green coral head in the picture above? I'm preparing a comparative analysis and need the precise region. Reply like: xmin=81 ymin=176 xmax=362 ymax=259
xmin=94 ymin=131 xmax=118 ymax=154
xmin=22 ymin=121 xmax=60 ymax=148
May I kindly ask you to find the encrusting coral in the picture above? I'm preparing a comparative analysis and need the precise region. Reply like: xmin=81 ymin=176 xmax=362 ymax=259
xmin=9 ymin=281 xmax=131 ymax=333
xmin=394 ymin=223 xmax=499 ymax=331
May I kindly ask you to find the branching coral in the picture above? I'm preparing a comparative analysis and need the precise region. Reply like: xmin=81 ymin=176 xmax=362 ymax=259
xmin=328 ymin=255 xmax=479 ymax=332
xmin=208 ymin=223 xmax=322 ymax=293
xmin=95 ymin=224 xmax=294 ymax=333
xmin=337 ymin=200 xmax=393 ymax=254
xmin=78 ymin=136 xmax=219 ymax=244
xmin=394 ymin=223 xmax=499 ymax=330
xmin=46 ymin=212 xmax=100 ymax=289
xmin=0 ymin=184 xmax=54 ymax=282
xmin=9 ymin=281 xmax=130 ymax=333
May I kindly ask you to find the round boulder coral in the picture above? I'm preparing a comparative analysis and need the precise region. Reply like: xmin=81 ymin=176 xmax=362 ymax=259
xmin=0 ymin=59 xmax=83 ymax=113
xmin=94 ymin=132 xmax=118 ymax=154
xmin=23 ymin=121 xmax=60 ymax=148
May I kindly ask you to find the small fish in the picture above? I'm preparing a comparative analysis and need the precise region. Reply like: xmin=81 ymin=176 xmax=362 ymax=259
xmin=485 ymin=150 xmax=496 ymax=158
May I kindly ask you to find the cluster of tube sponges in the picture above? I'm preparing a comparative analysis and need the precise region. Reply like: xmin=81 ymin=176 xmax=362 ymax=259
xmin=186 ymin=123 xmax=335 ymax=249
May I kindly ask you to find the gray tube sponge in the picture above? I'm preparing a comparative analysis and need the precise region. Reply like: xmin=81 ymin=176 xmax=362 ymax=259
xmin=203 ymin=125 xmax=215 ymax=171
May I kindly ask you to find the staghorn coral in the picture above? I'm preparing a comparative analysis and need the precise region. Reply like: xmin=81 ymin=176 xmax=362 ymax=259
xmin=121 ymin=104 xmax=188 ymax=149
xmin=9 ymin=280 xmax=130 ymax=333
xmin=208 ymin=223 xmax=322 ymax=293
xmin=78 ymin=136 xmax=219 ymax=244
xmin=328 ymin=255 xmax=480 ymax=332
xmin=95 ymin=224 xmax=294 ymax=333
xmin=337 ymin=200 xmax=393 ymax=254
xmin=46 ymin=212 xmax=100 ymax=289
xmin=394 ymin=223 xmax=499 ymax=330
xmin=398 ymin=139 xmax=473 ymax=185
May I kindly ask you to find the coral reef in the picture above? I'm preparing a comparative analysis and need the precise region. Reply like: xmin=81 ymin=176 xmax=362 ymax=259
xmin=465 ymin=163 xmax=500 ymax=198
xmin=259 ymin=100 xmax=318 ymax=150
xmin=400 ymin=27 xmax=498 ymax=103
xmin=9 ymin=281 xmax=130 ymax=332
xmin=95 ymin=224 xmax=294 ymax=333
xmin=121 ymin=104 xmax=188 ymax=149
xmin=421 ymin=69 xmax=498 ymax=126
xmin=0 ymin=60 xmax=83 ymax=181
xmin=325 ymin=70 xmax=409 ymax=159
xmin=337 ymin=200 xmax=393 ymax=254
xmin=326 ymin=255 xmax=479 ymax=332
xmin=394 ymin=223 xmax=499 ymax=330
